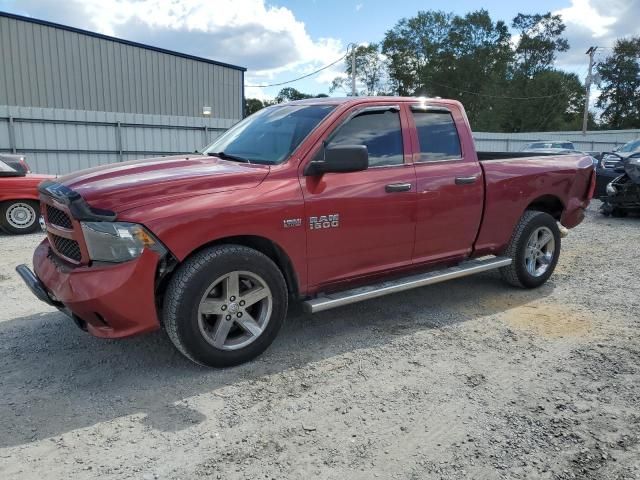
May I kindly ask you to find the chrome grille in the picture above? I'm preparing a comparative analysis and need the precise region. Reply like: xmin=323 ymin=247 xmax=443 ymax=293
xmin=50 ymin=234 xmax=82 ymax=262
xmin=46 ymin=204 xmax=73 ymax=229
xmin=603 ymin=159 xmax=621 ymax=169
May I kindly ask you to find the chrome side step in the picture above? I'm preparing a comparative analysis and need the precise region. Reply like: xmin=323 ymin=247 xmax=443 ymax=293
xmin=303 ymin=256 xmax=511 ymax=313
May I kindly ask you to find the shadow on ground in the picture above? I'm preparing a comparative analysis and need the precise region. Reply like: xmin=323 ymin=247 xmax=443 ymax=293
xmin=0 ymin=272 xmax=554 ymax=448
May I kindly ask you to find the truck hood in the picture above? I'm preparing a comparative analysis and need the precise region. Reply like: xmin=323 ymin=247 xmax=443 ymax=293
xmin=58 ymin=154 xmax=269 ymax=212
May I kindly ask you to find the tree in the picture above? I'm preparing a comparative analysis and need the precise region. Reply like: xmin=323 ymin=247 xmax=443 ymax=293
xmin=275 ymin=87 xmax=313 ymax=103
xmin=596 ymin=37 xmax=640 ymax=129
xmin=381 ymin=10 xmax=452 ymax=95
xmin=499 ymin=71 xmax=586 ymax=132
xmin=380 ymin=10 xmax=514 ymax=129
xmin=499 ymin=13 xmax=573 ymax=132
xmin=330 ymin=43 xmax=390 ymax=96
xmin=245 ymin=98 xmax=269 ymax=115
xmin=511 ymin=13 xmax=569 ymax=78
xmin=434 ymin=10 xmax=513 ymax=130
xmin=245 ymin=89 xmax=326 ymax=116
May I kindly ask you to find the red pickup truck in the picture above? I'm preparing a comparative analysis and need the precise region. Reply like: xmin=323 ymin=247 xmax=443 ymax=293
xmin=17 ymin=97 xmax=595 ymax=367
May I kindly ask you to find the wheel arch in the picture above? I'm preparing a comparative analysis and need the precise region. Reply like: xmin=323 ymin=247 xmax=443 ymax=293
xmin=0 ymin=197 xmax=40 ymax=206
xmin=525 ymin=195 xmax=564 ymax=220
xmin=159 ymin=235 xmax=300 ymax=300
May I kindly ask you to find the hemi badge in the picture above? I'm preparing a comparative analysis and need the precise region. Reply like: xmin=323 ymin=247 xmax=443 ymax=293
xmin=283 ymin=218 xmax=302 ymax=228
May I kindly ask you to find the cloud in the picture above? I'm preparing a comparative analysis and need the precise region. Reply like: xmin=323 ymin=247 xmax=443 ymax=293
xmin=355 ymin=3 xmax=363 ymax=12
xmin=555 ymin=0 xmax=617 ymax=38
xmin=554 ymin=0 xmax=640 ymax=69
xmin=2 ymin=0 xmax=345 ymax=94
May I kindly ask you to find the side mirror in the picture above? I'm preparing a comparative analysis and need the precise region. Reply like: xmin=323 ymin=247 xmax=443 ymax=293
xmin=304 ymin=145 xmax=368 ymax=176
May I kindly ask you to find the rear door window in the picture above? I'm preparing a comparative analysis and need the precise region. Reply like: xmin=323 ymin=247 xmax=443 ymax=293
xmin=412 ymin=111 xmax=462 ymax=161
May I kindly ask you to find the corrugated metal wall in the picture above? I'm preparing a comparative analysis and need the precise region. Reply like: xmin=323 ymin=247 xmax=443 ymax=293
xmin=474 ymin=130 xmax=640 ymax=153
xmin=0 ymin=12 xmax=244 ymax=119
xmin=0 ymin=105 xmax=235 ymax=174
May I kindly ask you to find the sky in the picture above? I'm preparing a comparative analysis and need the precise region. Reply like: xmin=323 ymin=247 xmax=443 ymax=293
xmin=1 ymin=0 xmax=638 ymax=103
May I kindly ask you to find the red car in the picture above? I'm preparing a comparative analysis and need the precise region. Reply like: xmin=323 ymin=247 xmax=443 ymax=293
xmin=0 ymin=155 xmax=53 ymax=234
xmin=17 ymin=97 xmax=595 ymax=367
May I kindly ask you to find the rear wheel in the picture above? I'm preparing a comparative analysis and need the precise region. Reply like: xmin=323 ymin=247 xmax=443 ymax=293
xmin=163 ymin=245 xmax=288 ymax=367
xmin=0 ymin=200 xmax=41 ymax=234
xmin=500 ymin=210 xmax=561 ymax=288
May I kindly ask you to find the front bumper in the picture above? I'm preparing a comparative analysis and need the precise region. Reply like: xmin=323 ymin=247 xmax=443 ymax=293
xmin=602 ymin=174 xmax=640 ymax=210
xmin=22 ymin=240 xmax=162 ymax=338
xmin=595 ymin=170 xmax=620 ymax=199
xmin=16 ymin=264 xmax=60 ymax=307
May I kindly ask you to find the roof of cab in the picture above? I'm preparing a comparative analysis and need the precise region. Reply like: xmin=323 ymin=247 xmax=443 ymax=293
xmin=286 ymin=96 xmax=459 ymax=107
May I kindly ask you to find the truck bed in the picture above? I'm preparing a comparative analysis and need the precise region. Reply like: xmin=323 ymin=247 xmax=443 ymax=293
xmin=473 ymin=153 xmax=594 ymax=257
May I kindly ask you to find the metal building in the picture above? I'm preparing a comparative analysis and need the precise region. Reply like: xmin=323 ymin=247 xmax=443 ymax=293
xmin=0 ymin=11 xmax=246 ymax=174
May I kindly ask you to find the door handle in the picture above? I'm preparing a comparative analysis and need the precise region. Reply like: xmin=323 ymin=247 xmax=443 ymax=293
xmin=385 ymin=183 xmax=412 ymax=193
xmin=455 ymin=176 xmax=478 ymax=185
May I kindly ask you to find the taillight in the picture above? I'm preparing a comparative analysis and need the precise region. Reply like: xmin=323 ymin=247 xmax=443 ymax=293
xmin=587 ymin=169 xmax=596 ymax=200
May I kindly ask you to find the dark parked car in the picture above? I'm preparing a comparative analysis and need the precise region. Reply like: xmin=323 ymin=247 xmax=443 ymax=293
xmin=601 ymin=153 xmax=640 ymax=217
xmin=595 ymin=139 xmax=640 ymax=199
xmin=522 ymin=141 xmax=575 ymax=151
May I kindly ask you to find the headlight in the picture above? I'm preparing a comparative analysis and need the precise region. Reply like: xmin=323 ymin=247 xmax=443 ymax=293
xmin=606 ymin=183 xmax=617 ymax=196
xmin=80 ymin=222 xmax=166 ymax=263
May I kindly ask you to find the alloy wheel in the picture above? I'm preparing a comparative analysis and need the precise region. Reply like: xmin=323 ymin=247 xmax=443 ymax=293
xmin=524 ymin=226 xmax=555 ymax=277
xmin=197 ymin=271 xmax=273 ymax=351
xmin=6 ymin=202 xmax=37 ymax=230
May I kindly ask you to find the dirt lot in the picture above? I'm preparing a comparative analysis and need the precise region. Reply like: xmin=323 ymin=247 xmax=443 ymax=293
xmin=1 ymin=203 xmax=639 ymax=480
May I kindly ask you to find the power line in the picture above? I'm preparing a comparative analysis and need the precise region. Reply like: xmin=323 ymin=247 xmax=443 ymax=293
xmin=245 ymin=54 xmax=347 ymax=88
xmin=425 ymin=78 xmax=571 ymax=100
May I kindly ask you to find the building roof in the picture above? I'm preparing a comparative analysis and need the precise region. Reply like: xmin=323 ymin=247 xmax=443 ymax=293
xmin=0 ymin=10 xmax=247 ymax=72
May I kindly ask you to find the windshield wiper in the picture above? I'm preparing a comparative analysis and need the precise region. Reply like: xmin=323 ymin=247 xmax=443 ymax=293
xmin=207 ymin=151 xmax=251 ymax=164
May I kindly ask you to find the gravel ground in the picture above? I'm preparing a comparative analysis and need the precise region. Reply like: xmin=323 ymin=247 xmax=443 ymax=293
xmin=1 ymin=202 xmax=639 ymax=480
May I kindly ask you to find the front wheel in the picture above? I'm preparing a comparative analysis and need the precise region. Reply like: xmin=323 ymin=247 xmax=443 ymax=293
xmin=500 ymin=210 xmax=561 ymax=288
xmin=162 ymin=245 xmax=288 ymax=367
xmin=611 ymin=208 xmax=628 ymax=218
xmin=0 ymin=200 xmax=41 ymax=234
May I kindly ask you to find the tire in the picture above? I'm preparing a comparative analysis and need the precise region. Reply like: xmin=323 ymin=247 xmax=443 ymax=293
xmin=499 ymin=210 xmax=561 ymax=289
xmin=162 ymin=245 xmax=288 ymax=367
xmin=600 ymin=201 xmax=613 ymax=216
xmin=0 ymin=200 xmax=41 ymax=234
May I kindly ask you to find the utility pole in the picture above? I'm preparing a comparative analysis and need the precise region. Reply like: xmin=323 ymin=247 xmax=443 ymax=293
xmin=351 ymin=44 xmax=357 ymax=97
xmin=582 ymin=46 xmax=597 ymax=135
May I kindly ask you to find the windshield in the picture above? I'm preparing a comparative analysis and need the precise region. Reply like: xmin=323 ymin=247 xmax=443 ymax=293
xmin=202 ymin=104 xmax=335 ymax=164
xmin=0 ymin=156 xmax=28 ymax=177
xmin=618 ymin=139 xmax=640 ymax=153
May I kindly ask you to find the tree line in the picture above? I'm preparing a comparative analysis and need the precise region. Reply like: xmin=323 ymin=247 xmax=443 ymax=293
xmin=245 ymin=9 xmax=640 ymax=132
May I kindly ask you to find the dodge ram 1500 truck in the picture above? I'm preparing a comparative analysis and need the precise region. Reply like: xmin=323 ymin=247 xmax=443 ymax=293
xmin=17 ymin=97 xmax=595 ymax=367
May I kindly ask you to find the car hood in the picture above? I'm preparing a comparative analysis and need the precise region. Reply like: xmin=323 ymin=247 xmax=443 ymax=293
xmin=58 ymin=154 xmax=269 ymax=212
xmin=609 ymin=151 xmax=639 ymax=160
